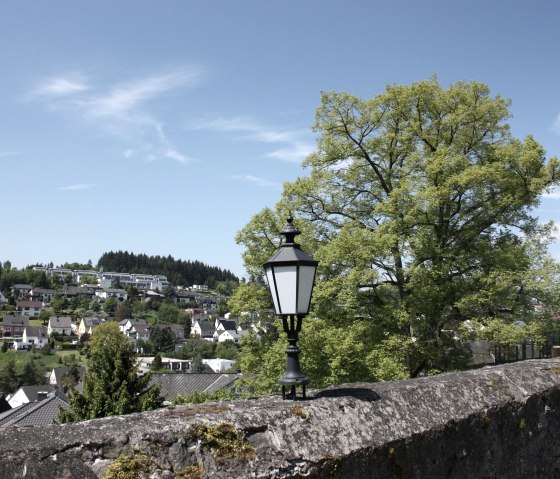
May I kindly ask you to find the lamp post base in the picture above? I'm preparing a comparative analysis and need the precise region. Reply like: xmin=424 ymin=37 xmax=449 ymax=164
xmin=280 ymin=382 xmax=308 ymax=400
xmin=279 ymin=315 xmax=309 ymax=400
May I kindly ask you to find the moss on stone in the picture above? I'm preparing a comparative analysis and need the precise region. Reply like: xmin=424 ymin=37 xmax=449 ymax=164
xmin=290 ymin=405 xmax=309 ymax=421
xmin=189 ymin=422 xmax=256 ymax=461
xmin=103 ymin=452 xmax=154 ymax=479
xmin=174 ymin=466 xmax=207 ymax=479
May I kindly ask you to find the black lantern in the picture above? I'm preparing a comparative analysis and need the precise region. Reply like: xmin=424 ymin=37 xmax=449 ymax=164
xmin=264 ymin=215 xmax=318 ymax=399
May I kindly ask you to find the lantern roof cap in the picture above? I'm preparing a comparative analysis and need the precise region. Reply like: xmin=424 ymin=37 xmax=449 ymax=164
xmin=264 ymin=215 xmax=318 ymax=266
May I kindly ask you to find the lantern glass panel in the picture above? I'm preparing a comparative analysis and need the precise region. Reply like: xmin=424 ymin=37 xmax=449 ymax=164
xmin=270 ymin=265 xmax=298 ymax=315
xmin=296 ymin=265 xmax=316 ymax=314
xmin=264 ymin=266 xmax=280 ymax=314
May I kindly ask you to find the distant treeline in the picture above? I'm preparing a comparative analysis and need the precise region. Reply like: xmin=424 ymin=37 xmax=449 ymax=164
xmin=97 ymin=251 xmax=239 ymax=288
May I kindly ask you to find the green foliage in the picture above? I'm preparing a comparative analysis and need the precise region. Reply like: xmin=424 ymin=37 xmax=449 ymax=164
xmin=103 ymin=297 xmax=117 ymax=315
xmin=0 ymin=264 xmax=53 ymax=294
xmin=158 ymin=303 xmax=191 ymax=334
xmin=0 ymin=351 xmax=65 ymax=393
xmin=58 ymin=322 xmax=163 ymax=423
xmin=0 ymin=359 xmax=19 ymax=393
xmin=151 ymin=353 xmax=163 ymax=371
xmin=149 ymin=326 xmax=176 ymax=353
xmin=172 ymin=389 xmax=236 ymax=405
xmin=50 ymin=295 xmax=68 ymax=313
xmin=115 ymin=302 xmax=133 ymax=322
xmin=59 ymin=363 xmax=81 ymax=387
xmin=236 ymin=78 xmax=560 ymax=389
xmin=227 ymin=282 xmax=273 ymax=322
xmin=177 ymin=339 xmax=216 ymax=359
xmin=215 ymin=340 xmax=238 ymax=361
xmin=18 ymin=358 xmax=46 ymax=386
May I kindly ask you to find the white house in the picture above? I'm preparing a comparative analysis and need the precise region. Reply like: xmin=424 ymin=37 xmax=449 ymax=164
xmin=47 ymin=316 xmax=73 ymax=336
xmin=213 ymin=329 xmax=241 ymax=343
xmin=0 ymin=291 xmax=7 ymax=303
xmin=191 ymin=284 xmax=208 ymax=292
xmin=119 ymin=319 xmax=149 ymax=342
xmin=22 ymin=326 xmax=49 ymax=349
xmin=137 ymin=356 xmax=191 ymax=374
xmin=29 ymin=288 xmax=57 ymax=303
xmin=15 ymin=301 xmax=43 ymax=318
xmin=203 ymin=358 xmax=237 ymax=372
xmin=191 ymin=320 xmax=215 ymax=341
xmin=95 ymin=288 xmax=128 ymax=301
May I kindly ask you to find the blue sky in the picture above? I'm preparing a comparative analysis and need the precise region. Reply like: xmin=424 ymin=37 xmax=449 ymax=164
xmin=1 ymin=1 xmax=560 ymax=278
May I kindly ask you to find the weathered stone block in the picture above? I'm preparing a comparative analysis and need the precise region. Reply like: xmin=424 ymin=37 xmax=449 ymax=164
xmin=2 ymin=359 xmax=560 ymax=478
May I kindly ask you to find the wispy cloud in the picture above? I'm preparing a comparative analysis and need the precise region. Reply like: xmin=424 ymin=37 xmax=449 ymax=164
xmin=79 ymin=71 xmax=200 ymax=121
xmin=33 ymin=74 xmax=89 ymax=96
xmin=30 ymin=68 xmax=202 ymax=166
xmin=57 ymin=183 xmax=96 ymax=191
xmin=231 ymin=174 xmax=281 ymax=189
xmin=191 ymin=115 xmax=314 ymax=163
xmin=543 ymin=187 xmax=560 ymax=200
xmin=266 ymin=142 xmax=315 ymax=162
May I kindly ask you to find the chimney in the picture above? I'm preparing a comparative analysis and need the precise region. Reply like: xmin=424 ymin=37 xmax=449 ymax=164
xmin=36 ymin=391 xmax=49 ymax=401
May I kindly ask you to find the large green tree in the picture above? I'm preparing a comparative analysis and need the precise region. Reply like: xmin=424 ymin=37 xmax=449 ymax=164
xmin=58 ymin=322 xmax=163 ymax=422
xmin=236 ymin=79 xmax=560 ymax=390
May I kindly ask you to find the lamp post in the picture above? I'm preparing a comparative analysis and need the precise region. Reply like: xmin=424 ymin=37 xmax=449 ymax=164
xmin=264 ymin=215 xmax=318 ymax=400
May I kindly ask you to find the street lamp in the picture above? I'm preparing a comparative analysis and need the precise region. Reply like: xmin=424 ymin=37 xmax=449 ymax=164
xmin=264 ymin=215 xmax=318 ymax=400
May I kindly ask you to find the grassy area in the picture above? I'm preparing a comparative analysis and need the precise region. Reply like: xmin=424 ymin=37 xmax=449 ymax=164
xmin=0 ymin=349 xmax=85 ymax=375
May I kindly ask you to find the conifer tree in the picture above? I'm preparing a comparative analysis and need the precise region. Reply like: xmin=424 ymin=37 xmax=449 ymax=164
xmin=0 ymin=359 xmax=19 ymax=394
xmin=58 ymin=322 xmax=163 ymax=422
xmin=18 ymin=359 xmax=45 ymax=386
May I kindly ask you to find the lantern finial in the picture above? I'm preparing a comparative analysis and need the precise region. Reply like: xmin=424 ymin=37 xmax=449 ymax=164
xmin=280 ymin=214 xmax=301 ymax=245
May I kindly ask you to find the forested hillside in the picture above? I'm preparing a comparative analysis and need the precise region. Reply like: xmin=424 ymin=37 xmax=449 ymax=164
xmin=97 ymin=251 xmax=239 ymax=288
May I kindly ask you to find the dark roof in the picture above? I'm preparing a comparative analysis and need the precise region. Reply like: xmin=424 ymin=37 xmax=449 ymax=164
xmin=166 ymin=324 xmax=186 ymax=333
xmin=49 ymin=316 xmax=72 ymax=327
xmin=0 ymin=402 xmax=37 ymax=426
xmin=148 ymin=373 xmax=238 ymax=402
xmin=0 ymin=394 xmax=69 ymax=427
xmin=16 ymin=301 xmax=43 ymax=308
xmin=82 ymin=317 xmax=102 ymax=327
xmin=2 ymin=315 xmax=30 ymax=327
xmin=31 ymin=288 xmax=57 ymax=294
xmin=194 ymin=321 xmax=215 ymax=335
xmin=14 ymin=385 xmax=57 ymax=402
xmin=0 ymin=396 xmax=10 ymax=414
xmin=120 ymin=318 xmax=147 ymax=327
xmin=171 ymin=291 xmax=194 ymax=299
xmin=218 ymin=319 xmax=237 ymax=331
xmin=25 ymin=326 xmax=48 ymax=338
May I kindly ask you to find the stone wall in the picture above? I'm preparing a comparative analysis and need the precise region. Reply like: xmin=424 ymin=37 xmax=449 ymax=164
xmin=2 ymin=359 xmax=560 ymax=478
